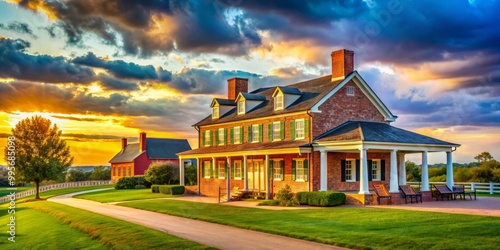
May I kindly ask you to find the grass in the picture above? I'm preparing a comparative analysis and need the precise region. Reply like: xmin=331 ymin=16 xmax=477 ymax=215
xmin=75 ymin=188 xmax=172 ymax=202
xmin=476 ymin=192 xmax=500 ymax=197
xmin=0 ymin=201 xmax=211 ymax=250
xmin=0 ymin=186 xmax=34 ymax=197
xmin=121 ymin=199 xmax=500 ymax=250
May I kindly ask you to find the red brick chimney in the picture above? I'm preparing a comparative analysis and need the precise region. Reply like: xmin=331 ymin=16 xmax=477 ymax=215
xmin=121 ymin=138 xmax=127 ymax=150
xmin=227 ymin=78 xmax=248 ymax=100
xmin=331 ymin=49 xmax=354 ymax=81
xmin=139 ymin=132 xmax=146 ymax=152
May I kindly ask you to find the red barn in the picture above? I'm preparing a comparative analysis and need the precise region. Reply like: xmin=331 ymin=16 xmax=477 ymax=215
xmin=109 ymin=132 xmax=192 ymax=182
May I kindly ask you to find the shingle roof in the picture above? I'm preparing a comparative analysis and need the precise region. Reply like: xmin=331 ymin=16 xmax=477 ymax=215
xmin=315 ymin=121 xmax=460 ymax=146
xmin=240 ymin=92 xmax=267 ymax=101
xmin=178 ymin=139 xmax=310 ymax=156
xmin=214 ymin=98 xmax=236 ymax=106
xmin=278 ymin=86 xmax=302 ymax=95
xmin=109 ymin=138 xmax=192 ymax=163
xmin=195 ymin=75 xmax=343 ymax=126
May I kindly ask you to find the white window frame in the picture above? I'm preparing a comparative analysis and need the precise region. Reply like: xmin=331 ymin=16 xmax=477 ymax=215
xmin=237 ymin=100 xmax=245 ymax=115
xmin=274 ymin=94 xmax=284 ymax=110
xmin=218 ymin=161 xmax=226 ymax=179
xmin=212 ymin=107 xmax=219 ymax=119
xmin=345 ymin=159 xmax=356 ymax=182
xmin=204 ymin=130 xmax=211 ymax=147
xmin=252 ymin=124 xmax=260 ymax=143
xmin=218 ymin=128 xmax=225 ymax=145
xmin=347 ymin=86 xmax=355 ymax=96
xmin=272 ymin=121 xmax=281 ymax=141
xmin=273 ymin=159 xmax=283 ymax=181
xmin=233 ymin=160 xmax=242 ymax=180
xmin=203 ymin=161 xmax=211 ymax=178
xmin=295 ymin=159 xmax=305 ymax=181
xmin=371 ymin=159 xmax=381 ymax=181
xmin=233 ymin=126 xmax=241 ymax=144
xmin=295 ymin=119 xmax=305 ymax=139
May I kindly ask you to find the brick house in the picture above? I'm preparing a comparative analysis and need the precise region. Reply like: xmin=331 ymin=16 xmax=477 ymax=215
xmin=109 ymin=132 xmax=192 ymax=182
xmin=178 ymin=49 xmax=459 ymax=204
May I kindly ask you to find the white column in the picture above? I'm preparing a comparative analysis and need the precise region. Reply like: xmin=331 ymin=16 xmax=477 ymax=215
xmin=389 ymin=150 xmax=399 ymax=192
xmin=421 ymin=151 xmax=429 ymax=191
xmin=398 ymin=153 xmax=406 ymax=185
xmin=227 ymin=157 xmax=231 ymax=202
xmin=243 ymin=155 xmax=248 ymax=190
xmin=446 ymin=151 xmax=454 ymax=189
xmin=359 ymin=148 xmax=369 ymax=194
xmin=196 ymin=158 xmax=200 ymax=194
xmin=265 ymin=154 xmax=270 ymax=200
xmin=179 ymin=157 xmax=185 ymax=185
xmin=320 ymin=150 xmax=328 ymax=191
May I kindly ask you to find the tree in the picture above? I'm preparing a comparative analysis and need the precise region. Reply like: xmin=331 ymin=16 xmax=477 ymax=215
xmin=405 ymin=161 xmax=421 ymax=182
xmin=474 ymin=152 xmax=494 ymax=163
xmin=91 ymin=166 xmax=110 ymax=180
xmin=184 ymin=165 xmax=197 ymax=186
xmin=5 ymin=116 xmax=73 ymax=199
xmin=144 ymin=162 xmax=179 ymax=185
xmin=66 ymin=169 xmax=87 ymax=182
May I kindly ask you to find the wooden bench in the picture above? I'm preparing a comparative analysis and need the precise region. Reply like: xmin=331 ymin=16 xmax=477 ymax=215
xmin=432 ymin=185 xmax=456 ymax=201
xmin=452 ymin=185 xmax=476 ymax=200
xmin=373 ymin=184 xmax=392 ymax=205
xmin=399 ymin=185 xmax=422 ymax=204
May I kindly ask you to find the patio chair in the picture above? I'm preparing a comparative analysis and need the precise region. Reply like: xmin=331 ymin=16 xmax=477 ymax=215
xmin=399 ymin=185 xmax=422 ymax=204
xmin=432 ymin=185 xmax=456 ymax=201
xmin=452 ymin=185 xmax=476 ymax=200
xmin=373 ymin=184 xmax=392 ymax=205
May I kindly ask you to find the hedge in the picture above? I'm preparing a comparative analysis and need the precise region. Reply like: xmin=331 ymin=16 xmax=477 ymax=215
xmin=115 ymin=176 xmax=152 ymax=190
xmin=157 ymin=185 xmax=185 ymax=195
xmin=296 ymin=191 xmax=346 ymax=207
xmin=151 ymin=185 xmax=160 ymax=193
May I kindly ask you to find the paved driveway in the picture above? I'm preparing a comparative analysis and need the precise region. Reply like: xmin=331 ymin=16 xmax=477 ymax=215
xmin=368 ymin=197 xmax=500 ymax=217
xmin=49 ymin=190 xmax=347 ymax=250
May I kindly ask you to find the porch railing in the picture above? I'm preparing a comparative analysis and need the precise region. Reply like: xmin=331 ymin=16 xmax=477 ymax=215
xmin=0 ymin=180 xmax=112 ymax=203
xmin=407 ymin=181 xmax=500 ymax=195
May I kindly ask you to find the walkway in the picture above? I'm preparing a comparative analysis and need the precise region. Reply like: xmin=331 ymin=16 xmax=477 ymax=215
xmin=369 ymin=197 xmax=500 ymax=217
xmin=48 ymin=190 xmax=347 ymax=250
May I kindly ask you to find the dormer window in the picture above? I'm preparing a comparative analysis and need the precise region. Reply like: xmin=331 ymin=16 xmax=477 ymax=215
xmin=212 ymin=107 xmax=219 ymax=119
xmin=274 ymin=93 xmax=284 ymax=110
xmin=237 ymin=99 xmax=245 ymax=115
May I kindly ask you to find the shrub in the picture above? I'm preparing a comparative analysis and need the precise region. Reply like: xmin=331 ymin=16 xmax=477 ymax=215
xmin=296 ymin=191 xmax=345 ymax=207
xmin=134 ymin=185 xmax=146 ymax=189
xmin=158 ymin=185 xmax=185 ymax=195
xmin=144 ymin=163 xmax=179 ymax=185
xmin=115 ymin=176 xmax=151 ymax=189
xmin=151 ymin=185 xmax=160 ymax=193
xmin=184 ymin=165 xmax=197 ymax=186
xmin=275 ymin=185 xmax=299 ymax=207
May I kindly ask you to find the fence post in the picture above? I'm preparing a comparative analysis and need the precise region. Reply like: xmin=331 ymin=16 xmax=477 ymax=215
xmin=471 ymin=182 xmax=475 ymax=192
xmin=490 ymin=182 xmax=494 ymax=195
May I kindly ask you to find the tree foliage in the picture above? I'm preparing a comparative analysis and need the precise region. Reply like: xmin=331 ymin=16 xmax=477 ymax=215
xmin=144 ymin=162 xmax=179 ymax=185
xmin=91 ymin=166 xmax=110 ymax=180
xmin=184 ymin=165 xmax=197 ymax=186
xmin=5 ymin=116 xmax=73 ymax=199
xmin=474 ymin=152 xmax=494 ymax=163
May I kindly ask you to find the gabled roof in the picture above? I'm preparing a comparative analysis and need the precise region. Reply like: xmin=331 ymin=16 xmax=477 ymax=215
xmin=211 ymin=98 xmax=236 ymax=107
xmin=273 ymin=86 xmax=302 ymax=96
xmin=315 ymin=121 xmax=460 ymax=146
xmin=236 ymin=92 xmax=267 ymax=101
xmin=109 ymin=138 xmax=192 ymax=163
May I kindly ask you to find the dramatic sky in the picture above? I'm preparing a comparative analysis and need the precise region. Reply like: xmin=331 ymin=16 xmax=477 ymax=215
xmin=0 ymin=0 xmax=499 ymax=165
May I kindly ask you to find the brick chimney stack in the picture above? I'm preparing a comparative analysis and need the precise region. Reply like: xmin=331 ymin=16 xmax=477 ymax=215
xmin=121 ymin=138 xmax=127 ymax=150
xmin=331 ymin=49 xmax=354 ymax=81
xmin=227 ymin=78 xmax=248 ymax=100
xmin=139 ymin=132 xmax=146 ymax=152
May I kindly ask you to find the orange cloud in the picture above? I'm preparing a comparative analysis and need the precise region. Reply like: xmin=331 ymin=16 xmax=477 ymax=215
xmin=7 ymin=0 xmax=58 ymax=20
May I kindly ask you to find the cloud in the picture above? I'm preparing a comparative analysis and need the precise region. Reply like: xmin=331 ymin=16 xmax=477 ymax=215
xmin=96 ymin=74 xmax=139 ymax=91
xmin=51 ymin=115 xmax=106 ymax=122
xmin=0 ymin=37 xmax=95 ymax=84
xmin=0 ymin=21 xmax=37 ymax=38
xmin=61 ymin=133 xmax=122 ymax=140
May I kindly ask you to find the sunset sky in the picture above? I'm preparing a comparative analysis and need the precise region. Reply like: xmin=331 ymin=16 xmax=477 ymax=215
xmin=0 ymin=0 xmax=499 ymax=166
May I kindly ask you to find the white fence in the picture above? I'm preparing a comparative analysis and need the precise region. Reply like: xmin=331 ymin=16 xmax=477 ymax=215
xmin=407 ymin=181 xmax=500 ymax=194
xmin=0 ymin=180 xmax=112 ymax=203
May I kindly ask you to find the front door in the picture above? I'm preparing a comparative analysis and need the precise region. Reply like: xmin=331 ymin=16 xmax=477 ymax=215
xmin=247 ymin=160 xmax=265 ymax=192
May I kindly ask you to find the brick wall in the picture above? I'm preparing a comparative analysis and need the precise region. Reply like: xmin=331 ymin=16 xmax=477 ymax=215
xmin=311 ymin=80 xmax=387 ymax=137
xmin=111 ymin=162 xmax=134 ymax=182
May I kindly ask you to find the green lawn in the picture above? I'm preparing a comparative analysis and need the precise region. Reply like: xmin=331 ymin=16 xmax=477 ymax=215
xmin=121 ymin=199 xmax=500 ymax=250
xmin=476 ymin=192 xmax=500 ymax=197
xmin=0 ymin=201 xmax=211 ymax=250
xmin=0 ymin=186 xmax=34 ymax=197
xmin=75 ymin=188 xmax=172 ymax=202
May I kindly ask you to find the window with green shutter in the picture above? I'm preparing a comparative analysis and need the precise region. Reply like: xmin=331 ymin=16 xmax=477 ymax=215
xmin=239 ymin=127 xmax=243 ymax=143
xmin=268 ymin=123 xmax=273 ymax=142
xmin=290 ymin=120 xmax=295 ymax=139
xmin=292 ymin=160 xmax=296 ymax=181
xmin=230 ymin=128 xmax=234 ymax=144
xmin=272 ymin=159 xmax=284 ymax=181
xmin=293 ymin=159 xmax=307 ymax=181
xmin=247 ymin=126 xmax=252 ymax=142
xmin=280 ymin=121 xmax=285 ymax=139
xmin=259 ymin=124 xmax=263 ymax=142
xmin=304 ymin=118 xmax=309 ymax=138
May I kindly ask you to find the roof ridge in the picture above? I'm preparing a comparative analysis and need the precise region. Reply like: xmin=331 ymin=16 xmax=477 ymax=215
xmin=358 ymin=122 xmax=365 ymax=141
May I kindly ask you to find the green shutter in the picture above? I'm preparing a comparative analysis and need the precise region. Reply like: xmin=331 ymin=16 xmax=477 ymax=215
xmin=280 ymin=160 xmax=284 ymax=181
xmin=210 ymin=161 xmax=213 ymax=178
xmin=290 ymin=120 xmax=295 ymax=139
xmin=202 ymin=132 xmax=206 ymax=147
xmin=259 ymin=124 xmax=263 ymax=142
xmin=215 ymin=130 xmax=219 ymax=145
xmin=268 ymin=124 xmax=273 ymax=141
xmin=304 ymin=159 xmax=309 ymax=182
xmin=209 ymin=130 xmax=212 ymax=146
xmin=247 ymin=126 xmax=252 ymax=142
xmin=215 ymin=163 xmax=219 ymax=177
xmin=224 ymin=162 xmax=228 ymax=179
xmin=231 ymin=162 xmax=235 ymax=179
xmin=202 ymin=163 xmax=205 ymax=178
xmin=269 ymin=160 xmax=274 ymax=179
xmin=223 ymin=128 xmax=227 ymax=145
xmin=240 ymin=127 xmax=243 ymax=143
xmin=230 ymin=128 xmax=234 ymax=144
xmin=280 ymin=121 xmax=284 ymax=139
xmin=304 ymin=119 xmax=309 ymax=138
xmin=292 ymin=160 xmax=296 ymax=181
